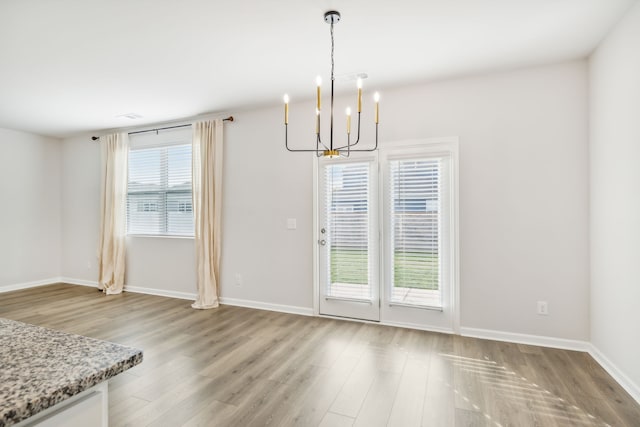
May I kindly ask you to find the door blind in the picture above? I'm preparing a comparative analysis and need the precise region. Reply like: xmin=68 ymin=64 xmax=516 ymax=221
xmin=127 ymin=140 xmax=193 ymax=236
xmin=324 ymin=162 xmax=371 ymax=300
xmin=389 ymin=158 xmax=442 ymax=307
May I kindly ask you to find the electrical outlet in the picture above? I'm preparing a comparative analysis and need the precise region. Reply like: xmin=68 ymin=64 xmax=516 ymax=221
xmin=87 ymin=261 xmax=91 ymax=269
xmin=235 ymin=274 xmax=243 ymax=286
xmin=537 ymin=301 xmax=549 ymax=315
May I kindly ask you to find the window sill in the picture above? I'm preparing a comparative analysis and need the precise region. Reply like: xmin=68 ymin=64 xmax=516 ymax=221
xmin=126 ymin=234 xmax=194 ymax=240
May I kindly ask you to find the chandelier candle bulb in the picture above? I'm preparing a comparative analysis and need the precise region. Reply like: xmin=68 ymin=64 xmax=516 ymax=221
xmin=357 ymin=78 xmax=363 ymax=112
xmin=374 ymin=92 xmax=380 ymax=124
xmin=283 ymin=94 xmax=289 ymax=124
xmin=316 ymin=76 xmax=322 ymax=111
xmin=346 ymin=107 xmax=351 ymax=134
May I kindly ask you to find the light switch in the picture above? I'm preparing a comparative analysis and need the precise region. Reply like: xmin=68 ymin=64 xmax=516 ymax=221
xmin=287 ymin=218 xmax=297 ymax=230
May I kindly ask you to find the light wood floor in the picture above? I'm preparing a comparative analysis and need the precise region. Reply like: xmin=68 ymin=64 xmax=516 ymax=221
xmin=1 ymin=284 xmax=639 ymax=427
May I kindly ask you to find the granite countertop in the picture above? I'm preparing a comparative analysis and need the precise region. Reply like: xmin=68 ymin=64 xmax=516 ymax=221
xmin=0 ymin=318 xmax=142 ymax=427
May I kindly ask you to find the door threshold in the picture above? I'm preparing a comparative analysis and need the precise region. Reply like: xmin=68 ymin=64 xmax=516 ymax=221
xmin=318 ymin=313 xmax=380 ymax=323
xmin=317 ymin=313 xmax=455 ymax=335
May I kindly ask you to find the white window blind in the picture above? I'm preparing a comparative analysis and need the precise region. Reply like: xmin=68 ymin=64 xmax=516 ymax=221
xmin=389 ymin=158 xmax=445 ymax=308
xmin=127 ymin=133 xmax=193 ymax=236
xmin=324 ymin=162 xmax=371 ymax=300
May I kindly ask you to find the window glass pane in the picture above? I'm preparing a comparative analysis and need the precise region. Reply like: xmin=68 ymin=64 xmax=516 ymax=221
xmin=168 ymin=144 xmax=191 ymax=188
xmin=166 ymin=192 xmax=193 ymax=235
xmin=389 ymin=158 xmax=442 ymax=307
xmin=129 ymin=147 xmax=162 ymax=189
xmin=127 ymin=193 xmax=164 ymax=235
xmin=127 ymin=138 xmax=193 ymax=236
xmin=325 ymin=163 xmax=371 ymax=300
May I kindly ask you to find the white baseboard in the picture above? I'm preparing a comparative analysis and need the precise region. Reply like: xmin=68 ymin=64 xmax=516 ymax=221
xmin=0 ymin=277 xmax=63 ymax=293
xmin=62 ymin=277 xmax=197 ymax=301
xmin=59 ymin=278 xmax=312 ymax=314
xmin=60 ymin=277 xmax=99 ymax=288
xmin=460 ymin=327 xmax=590 ymax=352
xmin=123 ymin=285 xmax=196 ymax=301
xmin=219 ymin=296 xmax=314 ymax=317
xmin=588 ymin=344 xmax=640 ymax=404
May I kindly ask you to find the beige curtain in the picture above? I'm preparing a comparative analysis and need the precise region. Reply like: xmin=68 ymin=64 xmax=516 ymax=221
xmin=191 ymin=119 xmax=224 ymax=309
xmin=97 ymin=133 xmax=129 ymax=295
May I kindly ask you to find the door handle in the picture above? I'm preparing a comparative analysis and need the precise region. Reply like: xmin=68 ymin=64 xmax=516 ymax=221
xmin=318 ymin=239 xmax=326 ymax=246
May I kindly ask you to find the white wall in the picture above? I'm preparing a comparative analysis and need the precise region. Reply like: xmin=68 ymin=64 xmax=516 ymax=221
xmin=125 ymin=236 xmax=196 ymax=296
xmin=0 ymin=128 xmax=61 ymax=289
xmin=60 ymin=134 xmax=197 ymax=296
xmin=60 ymin=60 xmax=589 ymax=341
xmin=589 ymin=1 xmax=640 ymax=394
xmin=221 ymin=107 xmax=315 ymax=309
xmin=60 ymin=134 xmax=100 ymax=282
xmin=375 ymin=61 xmax=589 ymax=340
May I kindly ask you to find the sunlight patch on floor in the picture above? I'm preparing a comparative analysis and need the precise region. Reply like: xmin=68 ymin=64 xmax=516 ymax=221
xmin=439 ymin=353 xmax=611 ymax=427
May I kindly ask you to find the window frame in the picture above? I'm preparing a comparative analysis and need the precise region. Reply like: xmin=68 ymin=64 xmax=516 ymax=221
xmin=387 ymin=156 xmax=444 ymax=309
xmin=378 ymin=138 xmax=459 ymax=331
xmin=126 ymin=128 xmax=194 ymax=238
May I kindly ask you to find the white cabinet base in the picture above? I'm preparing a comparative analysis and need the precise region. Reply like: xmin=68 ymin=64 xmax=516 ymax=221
xmin=16 ymin=382 xmax=108 ymax=427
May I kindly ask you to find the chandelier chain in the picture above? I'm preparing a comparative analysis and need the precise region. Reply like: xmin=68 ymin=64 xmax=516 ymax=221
xmin=330 ymin=22 xmax=335 ymax=82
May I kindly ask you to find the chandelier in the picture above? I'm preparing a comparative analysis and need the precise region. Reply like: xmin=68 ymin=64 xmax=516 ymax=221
xmin=284 ymin=11 xmax=379 ymax=158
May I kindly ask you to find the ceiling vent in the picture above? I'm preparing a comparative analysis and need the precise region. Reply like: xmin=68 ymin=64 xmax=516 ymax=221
xmin=116 ymin=113 xmax=143 ymax=120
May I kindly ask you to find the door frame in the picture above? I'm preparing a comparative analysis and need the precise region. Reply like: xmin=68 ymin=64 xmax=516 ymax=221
xmin=312 ymin=137 xmax=460 ymax=334
xmin=316 ymin=154 xmax=380 ymax=321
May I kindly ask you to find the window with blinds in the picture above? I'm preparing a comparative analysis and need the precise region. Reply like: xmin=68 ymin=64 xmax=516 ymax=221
xmin=324 ymin=162 xmax=371 ymax=300
xmin=127 ymin=134 xmax=193 ymax=236
xmin=389 ymin=158 xmax=443 ymax=308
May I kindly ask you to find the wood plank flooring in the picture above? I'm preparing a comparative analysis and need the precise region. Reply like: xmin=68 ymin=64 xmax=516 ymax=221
xmin=1 ymin=284 xmax=639 ymax=426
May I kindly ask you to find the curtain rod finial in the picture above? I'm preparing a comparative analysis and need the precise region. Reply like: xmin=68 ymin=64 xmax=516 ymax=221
xmin=91 ymin=136 xmax=99 ymax=141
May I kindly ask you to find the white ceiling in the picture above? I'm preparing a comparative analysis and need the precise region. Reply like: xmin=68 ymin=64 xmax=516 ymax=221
xmin=0 ymin=0 xmax=635 ymax=138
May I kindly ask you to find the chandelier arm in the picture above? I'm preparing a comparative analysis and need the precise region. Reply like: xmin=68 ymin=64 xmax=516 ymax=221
xmin=355 ymin=111 xmax=361 ymax=145
xmin=332 ymin=121 xmax=378 ymax=153
xmin=284 ymin=123 xmax=295 ymax=152
xmin=316 ymin=129 xmax=325 ymax=156
xmin=286 ymin=148 xmax=332 ymax=152
xmin=317 ymin=116 xmax=330 ymax=151
xmin=285 ymin=121 xmax=334 ymax=153
xmin=286 ymin=124 xmax=319 ymax=152
xmin=286 ymin=126 xmax=333 ymax=153
xmin=317 ymin=133 xmax=329 ymax=151
xmin=347 ymin=133 xmax=350 ymax=157
xmin=333 ymin=112 xmax=363 ymax=150
xmin=352 ymin=123 xmax=378 ymax=152
xmin=351 ymin=123 xmax=378 ymax=152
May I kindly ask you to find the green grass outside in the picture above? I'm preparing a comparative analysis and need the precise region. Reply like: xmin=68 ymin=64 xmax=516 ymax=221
xmin=330 ymin=248 xmax=439 ymax=290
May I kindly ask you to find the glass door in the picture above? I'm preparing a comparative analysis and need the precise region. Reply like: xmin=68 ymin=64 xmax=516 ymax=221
xmin=318 ymin=157 xmax=379 ymax=321
xmin=316 ymin=140 xmax=458 ymax=330
xmin=379 ymin=146 xmax=455 ymax=331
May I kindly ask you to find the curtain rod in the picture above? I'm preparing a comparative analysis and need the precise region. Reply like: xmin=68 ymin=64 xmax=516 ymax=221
xmin=91 ymin=116 xmax=234 ymax=141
